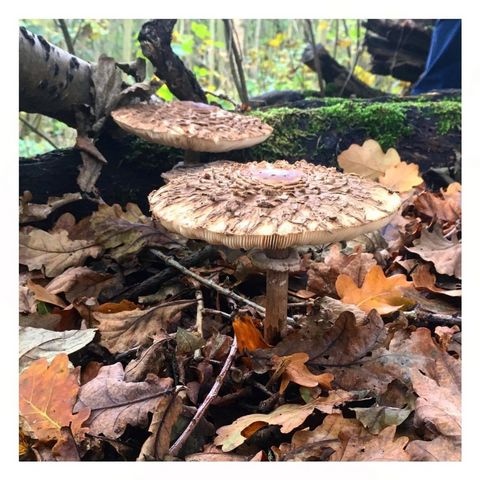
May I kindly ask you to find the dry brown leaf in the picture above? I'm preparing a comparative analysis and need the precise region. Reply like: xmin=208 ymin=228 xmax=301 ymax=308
xmin=406 ymin=225 xmax=461 ymax=279
xmin=271 ymin=353 xmax=334 ymax=393
xmin=410 ymin=367 xmax=461 ymax=439
xmin=214 ymin=390 xmax=357 ymax=452
xmin=411 ymin=263 xmax=461 ymax=297
xmin=26 ymin=279 xmax=67 ymax=308
xmin=379 ymin=161 xmax=423 ymax=192
xmin=19 ymin=354 xmax=90 ymax=443
xmin=90 ymin=203 xmax=185 ymax=266
xmin=138 ymin=390 xmax=184 ymax=461
xmin=20 ymin=191 xmax=83 ymax=224
xmin=93 ymin=299 xmax=195 ymax=353
xmin=307 ymin=244 xmax=377 ymax=296
xmin=45 ymin=267 xmax=115 ymax=303
xmin=414 ymin=182 xmax=461 ymax=223
xmin=19 ymin=227 xmax=102 ymax=278
xmin=337 ymin=139 xmax=401 ymax=180
xmin=406 ymin=435 xmax=461 ymax=461
xmin=73 ymin=362 xmax=175 ymax=439
xmin=336 ymin=265 xmax=415 ymax=314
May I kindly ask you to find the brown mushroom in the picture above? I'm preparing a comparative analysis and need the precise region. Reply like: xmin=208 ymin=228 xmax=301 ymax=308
xmin=111 ymin=101 xmax=273 ymax=166
xmin=148 ymin=160 xmax=401 ymax=344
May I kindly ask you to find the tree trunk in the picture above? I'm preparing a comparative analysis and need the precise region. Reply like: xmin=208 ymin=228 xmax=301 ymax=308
xmin=19 ymin=27 xmax=92 ymax=128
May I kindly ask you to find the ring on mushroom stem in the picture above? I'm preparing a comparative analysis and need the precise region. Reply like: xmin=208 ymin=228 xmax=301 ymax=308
xmin=111 ymin=100 xmax=273 ymax=170
xmin=148 ymin=160 xmax=401 ymax=345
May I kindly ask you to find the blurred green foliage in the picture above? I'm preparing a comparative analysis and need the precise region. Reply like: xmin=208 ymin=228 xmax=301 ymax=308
xmin=19 ymin=19 xmax=411 ymax=156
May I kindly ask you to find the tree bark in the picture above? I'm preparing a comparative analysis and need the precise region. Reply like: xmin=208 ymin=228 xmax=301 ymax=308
xmin=19 ymin=27 xmax=92 ymax=128
xmin=301 ymin=43 xmax=385 ymax=98
xmin=138 ymin=20 xmax=208 ymax=103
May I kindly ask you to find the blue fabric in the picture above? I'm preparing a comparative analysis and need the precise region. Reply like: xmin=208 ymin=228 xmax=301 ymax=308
xmin=411 ymin=20 xmax=461 ymax=94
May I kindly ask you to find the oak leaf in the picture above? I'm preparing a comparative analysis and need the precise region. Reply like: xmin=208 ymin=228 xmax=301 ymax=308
xmin=379 ymin=161 xmax=423 ymax=192
xmin=19 ymin=354 xmax=90 ymax=443
xmin=406 ymin=225 xmax=461 ymax=279
xmin=411 ymin=263 xmax=461 ymax=297
xmin=73 ymin=362 xmax=176 ymax=438
xmin=19 ymin=326 xmax=97 ymax=374
xmin=214 ymin=390 xmax=357 ymax=452
xmin=414 ymin=182 xmax=461 ymax=223
xmin=92 ymin=299 xmax=195 ymax=353
xmin=27 ymin=279 xmax=67 ymax=308
xmin=337 ymin=139 xmax=401 ymax=180
xmin=307 ymin=244 xmax=376 ymax=296
xmin=20 ymin=191 xmax=82 ymax=224
xmin=45 ymin=267 xmax=115 ymax=303
xmin=336 ymin=265 xmax=415 ymax=315
xmin=19 ymin=227 xmax=102 ymax=277
xmin=406 ymin=436 xmax=460 ymax=461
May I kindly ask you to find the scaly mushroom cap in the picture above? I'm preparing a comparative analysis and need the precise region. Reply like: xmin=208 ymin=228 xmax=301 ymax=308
xmin=111 ymin=101 xmax=273 ymax=152
xmin=148 ymin=160 xmax=402 ymax=250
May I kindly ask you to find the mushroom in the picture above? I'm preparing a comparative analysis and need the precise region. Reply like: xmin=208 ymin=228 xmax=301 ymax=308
xmin=111 ymin=100 xmax=273 ymax=166
xmin=148 ymin=160 xmax=401 ymax=344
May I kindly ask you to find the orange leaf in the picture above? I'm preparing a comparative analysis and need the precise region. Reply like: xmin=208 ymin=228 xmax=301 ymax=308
xmin=336 ymin=265 xmax=415 ymax=315
xmin=233 ymin=316 xmax=271 ymax=353
xmin=96 ymin=299 xmax=139 ymax=313
xmin=27 ymin=279 xmax=67 ymax=308
xmin=272 ymin=353 xmax=333 ymax=393
xmin=337 ymin=139 xmax=401 ymax=181
xmin=379 ymin=162 xmax=423 ymax=192
xmin=19 ymin=353 xmax=90 ymax=443
xmin=411 ymin=263 xmax=461 ymax=297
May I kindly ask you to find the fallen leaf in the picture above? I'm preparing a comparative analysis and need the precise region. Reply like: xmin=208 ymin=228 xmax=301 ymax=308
xmin=75 ymin=136 xmax=108 ymax=193
xmin=125 ymin=337 xmax=170 ymax=382
xmin=233 ymin=315 xmax=271 ymax=353
xmin=19 ymin=354 xmax=90 ymax=443
xmin=176 ymin=327 xmax=205 ymax=354
xmin=307 ymin=244 xmax=376 ymax=296
xmin=73 ymin=362 xmax=175 ymax=439
xmin=411 ymin=263 xmax=461 ymax=297
xmin=45 ymin=267 xmax=115 ymax=303
xmin=337 ymin=139 xmax=401 ymax=181
xmin=311 ymin=296 xmax=367 ymax=326
xmin=410 ymin=367 xmax=461 ymax=439
xmin=96 ymin=299 xmax=139 ymax=313
xmin=214 ymin=390 xmax=357 ymax=452
xmin=26 ymin=279 xmax=67 ymax=308
xmin=19 ymin=326 xmax=97 ymax=374
xmin=272 ymin=353 xmax=334 ymax=393
xmin=406 ymin=435 xmax=460 ymax=461
xmin=20 ymin=191 xmax=82 ymax=224
xmin=138 ymin=390 xmax=184 ymax=461
xmin=406 ymin=225 xmax=461 ymax=279
xmin=336 ymin=265 xmax=416 ymax=315
xmin=19 ymin=227 xmax=102 ymax=277
xmin=90 ymin=203 xmax=184 ymax=267
xmin=414 ymin=183 xmax=461 ymax=223
xmin=92 ymin=299 xmax=195 ymax=353
xmin=379 ymin=161 xmax=423 ymax=192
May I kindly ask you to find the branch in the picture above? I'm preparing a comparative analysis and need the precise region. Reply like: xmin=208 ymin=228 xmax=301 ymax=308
xmin=19 ymin=116 xmax=59 ymax=149
xmin=169 ymin=335 xmax=238 ymax=457
xmin=138 ymin=20 xmax=208 ymax=103
xmin=57 ymin=19 xmax=76 ymax=55
xmin=304 ymin=20 xmax=325 ymax=97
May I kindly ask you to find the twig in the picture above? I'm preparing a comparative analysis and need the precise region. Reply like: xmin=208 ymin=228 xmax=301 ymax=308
xmin=57 ymin=19 xmax=76 ymax=56
xmin=195 ymin=289 xmax=204 ymax=336
xmin=338 ymin=24 xmax=364 ymax=98
xmin=404 ymin=311 xmax=461 ymax=327
xmin=150 ymin=249 xmax=296 ymax=325
xmin=202 ymin=308 xmax=232 ymax=320
xmin=203 ymin=89 xmax=240 ymax=109
xmin=19 ymin=116 xmax=59 ymax=149
xmin=169 ymin=335 xmax=238 ymax=457
xmin=304 ymin=20 xmax=325 ymax=97
xmin=342 ymin=20 xmax=352 ymax=63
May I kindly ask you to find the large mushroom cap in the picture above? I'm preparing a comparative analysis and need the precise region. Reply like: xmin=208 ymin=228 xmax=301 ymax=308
xmin=111 ymin=101 xmax=273 ymax=152
xmin=148 ymin=160 xmax=402 ymax=250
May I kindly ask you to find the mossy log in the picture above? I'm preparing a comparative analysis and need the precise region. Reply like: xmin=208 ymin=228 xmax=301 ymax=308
xmin=20 ymin=95 xmax=461 ymax=221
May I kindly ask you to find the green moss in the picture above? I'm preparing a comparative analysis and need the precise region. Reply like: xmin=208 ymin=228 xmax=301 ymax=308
xmin=429 ymin=101 xmax=461 ymax=134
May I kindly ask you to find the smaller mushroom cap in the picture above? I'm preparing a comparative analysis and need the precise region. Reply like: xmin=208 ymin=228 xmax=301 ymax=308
xmin=148 ymin=160 xmax=402 ymax=250
xmin=111 ymin=101 xmax=273 ymax=153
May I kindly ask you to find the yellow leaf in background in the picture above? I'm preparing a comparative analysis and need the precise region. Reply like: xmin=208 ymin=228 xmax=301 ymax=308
xmin=338 ymin=39 xmax=352 ymax=48
xmin=336 ymin=265 xmax=415 ymax=315
xmin=354 ymin=65 xmax=376 ymax=85
xmin=318 ymin=20 xmax=329 ymax=31
xmin=337 ymin=139 xmax=401 ymax=180
xmin=380 ymin=161 xmax=424 ymax=192
xmin=268 ymin=33 xmax=285 ymax=47
xmin=171 ymin=30 xmax=181 ymax=43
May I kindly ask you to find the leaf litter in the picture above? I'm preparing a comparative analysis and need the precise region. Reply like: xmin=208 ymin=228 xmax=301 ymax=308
xmin=18 ymin=141 xmax=461 ymax=462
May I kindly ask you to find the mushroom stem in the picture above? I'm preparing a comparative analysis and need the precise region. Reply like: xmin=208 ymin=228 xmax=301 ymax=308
xmin=184 ymin=149 xmax=201 ymax=165
xmin=264 ymin=248 xmax=290 ymax=344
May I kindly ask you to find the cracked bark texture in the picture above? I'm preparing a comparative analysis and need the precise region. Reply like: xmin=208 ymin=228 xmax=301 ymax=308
xmin=19 ymin=27 xmax=93 ymax=128
xmin=138 ymin=20 xmax=208 ymax=103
